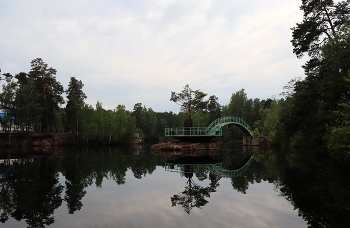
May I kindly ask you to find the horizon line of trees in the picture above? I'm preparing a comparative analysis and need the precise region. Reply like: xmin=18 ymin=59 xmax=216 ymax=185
xmin=0 ymin=58 xmax=272 ymax=143
xmin=0 ymin=58 xmax=274 ymax=144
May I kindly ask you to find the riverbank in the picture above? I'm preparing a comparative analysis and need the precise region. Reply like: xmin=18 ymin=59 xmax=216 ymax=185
xmin=0 ymin=132 xmax=142 ymax=148
xmin=151 ymin=140 xmax=220 ymax=155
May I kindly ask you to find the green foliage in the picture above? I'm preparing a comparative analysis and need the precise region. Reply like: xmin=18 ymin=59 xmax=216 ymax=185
xmin=28 ymin=58 xmax=65 ymax=132
xmin=139 ymin=107 xmax=157 ymax=141
xmin=277 ymin=1 xmax=350 ymax=153
xmin=221 ymin=89 xmax=261 ymax=126
xmin=170 ymin=84 xmax=208 ymax=118
xmin=253 ymin=98 xmax=281 ymax=139
xmin=170 ymin=85 xmax=223 ymax=130
xmin=65 ymin=77 xmax=87 ymax=133
xmin=75 ymin=102 xmax=138 ymax=143
xmin=206 ymin=95 xmax=221 ymax=123
xmin=157 ymin=118 xmax=167 ymax=135
xmin=13 ymin=78 xmax=42 ymax=132
xmin=113 ymin=105 xmax=137 ymax=142
xmin=0 ymin=56 xmax=141 ymax=144
xmin=327 ymin=121 xmax=350 ymax=161
xmin=132 ymin=102 xmax=143 ymax=128
xmin=133 ymin=104 xmax=180 ymax=141
xmin=0 ymin=79 xmax=17 ymax=132
xmin=221 ymin=89 xmax=262 ymax=139
xmin=327 ymin=73 xmax=350 ymax=161
xmin=192 ymin=111 xmax=210 ymax=127
xmin=78 ymin=104 xmax=96 ymax=137
xmin=291 ymin=0 xmax=350 ymax=58
xmin=155 ymin=111 xmax=178 ymax=128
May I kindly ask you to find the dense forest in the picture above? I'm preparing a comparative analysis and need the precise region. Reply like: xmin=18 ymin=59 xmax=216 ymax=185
xmin=0 ymin=0 xmax=349 ymax=161
xmin=0 ymin=58 xmax=267 ymax=144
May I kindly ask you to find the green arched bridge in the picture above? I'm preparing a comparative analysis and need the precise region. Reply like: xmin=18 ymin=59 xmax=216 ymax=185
xmin=164 ymin=116 xmax=252 ymax=138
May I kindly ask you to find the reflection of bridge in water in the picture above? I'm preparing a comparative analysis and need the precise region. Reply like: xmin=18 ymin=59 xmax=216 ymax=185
xmin=167 ymin=155 xmax=254 ymax=214
xmin=165 ymin=155 xmax=254 ymax=178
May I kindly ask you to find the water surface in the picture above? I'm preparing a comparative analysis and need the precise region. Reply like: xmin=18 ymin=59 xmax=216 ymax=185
xmin=0 ymin=145 xmax=348 ymax=227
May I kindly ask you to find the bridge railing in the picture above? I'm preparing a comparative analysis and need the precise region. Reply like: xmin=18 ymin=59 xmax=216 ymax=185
xmin=165 ymin=127 xmax=222 ymax=137
xmin=164 ymin=116 xmax=252 ymax=137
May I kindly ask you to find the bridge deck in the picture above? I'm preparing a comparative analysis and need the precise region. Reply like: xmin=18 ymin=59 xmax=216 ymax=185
xmin=164 ymin=127 xmax=222 ymax=137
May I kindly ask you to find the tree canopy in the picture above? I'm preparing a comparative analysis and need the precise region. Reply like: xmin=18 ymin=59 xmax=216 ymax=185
xmin=65 ymin=77 xmax=87 ymax=133
xmin=291 ymin=0 xmax=350 ymax=58
xmin=276 ymin=0 xmax=350 ymax=158
xmin=170 ymin=84 xmax=208 ymax=119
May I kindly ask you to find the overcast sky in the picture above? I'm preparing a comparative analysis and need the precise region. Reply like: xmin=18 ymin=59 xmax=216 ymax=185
xmin=0 ymin=0 xmax=306 ymax=113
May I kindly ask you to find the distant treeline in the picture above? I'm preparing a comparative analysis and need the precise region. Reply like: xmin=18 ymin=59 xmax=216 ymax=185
xmin=0 ymin=62 xmax=271 ymax=144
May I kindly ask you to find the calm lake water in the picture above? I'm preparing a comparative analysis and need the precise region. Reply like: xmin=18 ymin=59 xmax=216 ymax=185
xmin=0 ymin=144 xmax=349 ymax=228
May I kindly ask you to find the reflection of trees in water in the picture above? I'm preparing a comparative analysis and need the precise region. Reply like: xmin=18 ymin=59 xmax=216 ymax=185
xmin=65 ymin=179 xmax=86 ymax=214
xmin=0 ymin=146 xmax=260 ymax=224
xmin=8 ymin=146 xmax=340 ymax=226
xmin=219 ymin=144 xmax=272 ymax=194
xmin=63 ymin=157 xmax=87 ymax=214
xmin=274 ymin=151 xmax=350 ymax=228
xmin=0 ymin=146 xmax=343 ymax=227
xmin=0 ymin=157 xmax=63 ymax=227
xmin=0 ymin=147 xmax=165 ymax=227
xmin=167 ymin=152 xmax=255 ymax=213
xmin=171 ymin=169 xmax=220 ymax=214
xmin=223 ymin=147 xmax=350 ymax=227
xmin=130 ymin=149 xmax=157 ymax=179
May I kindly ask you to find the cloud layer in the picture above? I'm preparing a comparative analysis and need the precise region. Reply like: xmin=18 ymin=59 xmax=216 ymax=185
xmin=0 ymin=0 xmax=306 ymax=112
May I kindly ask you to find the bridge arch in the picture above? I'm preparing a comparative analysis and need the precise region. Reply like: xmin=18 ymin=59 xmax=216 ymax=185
xmin=206 ymin=116 xmax=252 ymax=136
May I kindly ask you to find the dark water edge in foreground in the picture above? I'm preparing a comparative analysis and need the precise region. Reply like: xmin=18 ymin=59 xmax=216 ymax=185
xmin=0 ymin=144 xmax=349 ymax=227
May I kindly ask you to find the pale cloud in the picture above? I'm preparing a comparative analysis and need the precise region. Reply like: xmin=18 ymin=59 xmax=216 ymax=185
xmin=0 ymin=0 xmax=305 ymax=112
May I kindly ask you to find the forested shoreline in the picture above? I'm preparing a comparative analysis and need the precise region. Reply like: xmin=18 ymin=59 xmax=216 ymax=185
xmin=0 ymin=1 xmax=349 ymax=161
